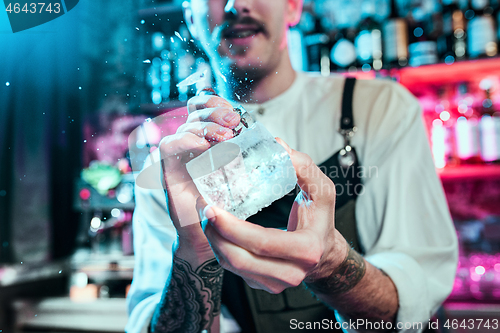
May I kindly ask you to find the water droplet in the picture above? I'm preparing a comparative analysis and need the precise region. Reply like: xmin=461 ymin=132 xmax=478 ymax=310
xmin=136 ymin=27 xmax=140 ymax=30
xmin=5 ymin=82 xmax=10 ymax=86
xmin=84 ymin=140 xmax=87 ymax=143
xmin=79 ymin=87 xmax=82 ymax=90
xmin=218 ymin=72 xmax=227 ymax=83
xmin=141 ymin=20 xmax=145 ymax=24
xmin=143 ymin=59 xmax=151 ymax=63
xmin=171 ymin=37 xmax=175 ymax=43
xmin=174 ymin=31 xmax=183 ymax=41
xmin=59 ymin=270 xmax=62 ymax=274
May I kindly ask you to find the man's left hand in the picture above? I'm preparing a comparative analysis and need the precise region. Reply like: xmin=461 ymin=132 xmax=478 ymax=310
xmin=199 ymin=138 xmax=349 ymax=294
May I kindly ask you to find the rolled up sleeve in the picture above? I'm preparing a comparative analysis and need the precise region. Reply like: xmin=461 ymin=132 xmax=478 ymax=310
xmin=125 ymin=183 xmax=176 ymax=333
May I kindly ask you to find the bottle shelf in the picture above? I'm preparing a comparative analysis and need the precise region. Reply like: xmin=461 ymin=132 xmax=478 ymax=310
xmin=339 ymin=57 xmax=500 ymax=88
xmin=438 ymin=164 xmax=500 ymax=181
xmin=393 ymin=57 xmax=500 ymax=88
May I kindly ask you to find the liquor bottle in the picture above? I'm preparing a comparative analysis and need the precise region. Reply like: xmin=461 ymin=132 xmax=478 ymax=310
xmin=454 ymin=83 xmax=482 ymax=163
xmin=301 ymin=11 xmax=329 ymax=72
xmin=438 ymin=0 xmax=467 ymax=62
xmin=330 ymin=11 xmax=357 ymax=70
xmin=467 ymin=0 xmax=498 ymax=58
xmin=148 ymin=57 xmax=162 ymax=105
xmin=431 ymin=117 xmax=454 ymax=168
xmin=480 ymin=79 xmax=496 ymax=116
xmin=431 ymin=86 xmax=456 ymax=168
xmin=147 ymin=32 xmax=168 ymax=104
xmin=288 ymin=27 xmax=308 ymax=72
xmin=383 ymin=0 xmax=409 ymax=67
xmin=478 ymin=79 xmax=500 ymax=161
xmin=408 ymin=7 xmax=439 ymax=67
xmin=355 ymin=1 xmax=383 ymax=71
xmin=494 ymin=0 xmax=500 ymax=46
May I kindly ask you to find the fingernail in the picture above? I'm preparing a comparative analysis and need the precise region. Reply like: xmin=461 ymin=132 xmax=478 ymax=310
xmin=203 ymin=205 xmax=216 ymax=222
xmin=216 ymin=126 xmax=230 ymax=135
xmin=277 ymin=137 xmax=292 ymax=154
xmin=223 ymin=112 xmax=238 ymax=123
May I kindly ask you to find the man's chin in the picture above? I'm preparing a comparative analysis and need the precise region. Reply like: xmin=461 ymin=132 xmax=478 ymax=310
xmin=227 ymin=61 xmax=267 ymax=81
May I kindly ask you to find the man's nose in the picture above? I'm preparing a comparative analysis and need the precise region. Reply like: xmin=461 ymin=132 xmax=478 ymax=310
xmin=224 ymin=0 xmax=251 ymax=18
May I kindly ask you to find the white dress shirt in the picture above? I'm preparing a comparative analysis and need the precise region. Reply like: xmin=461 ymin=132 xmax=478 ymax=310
xmin=125 ymin=72 xmax=458 ymax=333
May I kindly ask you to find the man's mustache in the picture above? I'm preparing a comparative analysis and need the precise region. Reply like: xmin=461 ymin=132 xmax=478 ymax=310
xmin=221 ymin=16 xmax=268 ymax=38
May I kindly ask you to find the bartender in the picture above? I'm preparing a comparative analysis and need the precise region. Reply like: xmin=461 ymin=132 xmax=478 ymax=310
xmin=126 ymin=0 xmax=458 ymax=332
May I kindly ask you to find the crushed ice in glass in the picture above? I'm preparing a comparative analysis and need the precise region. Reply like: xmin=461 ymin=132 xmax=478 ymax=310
xmin=187 ymin=122 xmax=297 ymax=220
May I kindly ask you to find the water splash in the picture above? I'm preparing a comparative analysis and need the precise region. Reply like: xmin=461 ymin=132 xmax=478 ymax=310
xmin=176 ymin=69 xmax=208 ymax=88
xmin=217 ymin=71 xmax=227 ymax=83
xmin=174 ymin=31 xmax=183 ymax=41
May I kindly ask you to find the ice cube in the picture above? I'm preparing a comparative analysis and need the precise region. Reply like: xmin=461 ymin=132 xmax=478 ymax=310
xmin=186 ymin=122 xmax=297 ymax=221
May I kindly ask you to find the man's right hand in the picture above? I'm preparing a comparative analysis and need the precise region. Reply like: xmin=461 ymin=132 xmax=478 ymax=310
xmin=158 ymin=94 xmax=240 ymax=264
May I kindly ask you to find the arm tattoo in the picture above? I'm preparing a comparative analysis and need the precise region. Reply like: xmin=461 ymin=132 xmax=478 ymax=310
xmin=305 ymin=246 xmax=366 ymax=295
xmin=150 ymin=256 xmax=224 ymax=333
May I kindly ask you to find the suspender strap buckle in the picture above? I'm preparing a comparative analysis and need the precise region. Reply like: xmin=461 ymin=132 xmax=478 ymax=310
xmin=338 ymin=77 xmax=358 ymax=169
xmin=339 ymin=126 xmax=358 ymax=148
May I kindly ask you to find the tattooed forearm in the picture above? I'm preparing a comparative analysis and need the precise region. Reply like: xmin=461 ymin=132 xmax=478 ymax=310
xmin=305 ymin=246 xmax=366 ymax=295
xmin=150 ymin=256 xmax=224 ymax=333
xmin=304 ymin=244 xmax=398 ymax=328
